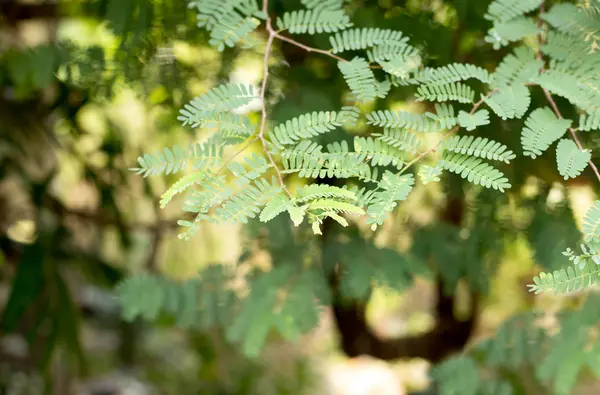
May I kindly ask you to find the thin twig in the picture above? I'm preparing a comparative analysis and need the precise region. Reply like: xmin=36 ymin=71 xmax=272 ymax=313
xmin=274 ymin=33 xmax=347 ymax=62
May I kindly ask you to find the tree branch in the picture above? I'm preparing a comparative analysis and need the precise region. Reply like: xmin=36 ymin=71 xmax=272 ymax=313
xmin=274 ymin=33 xmax=347 ymax=62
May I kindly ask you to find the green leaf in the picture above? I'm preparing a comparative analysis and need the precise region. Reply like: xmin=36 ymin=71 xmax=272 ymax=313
xmin=582 ymin=201 xmax=600 ymax=240
xmin=528 ymin=261 xmax=600 ymax=294
xmin=277 ymin=9 xmax=351 ymax=34
xmin=416 ymin=82 xmax=475 ymax=104
xmin=484 ymin=0 xmax=544 ymax=23
xmin=259 ymin=193 xmax=292 ymax=222
xmin=442 ymin=135 xmax=515 ymax=163
xmin=484 ymin=85 xmax=531 ymax=120
xmin=288 ymin=205 xmax=307 ymax=226
xmin=521 ymin=107 xmax=572 ymax=158
xmin=329 ymin=28 xmax=408 ymax=53
xmin=419 ymin=163 xmax=444 ymax=184
xmin=366 ymin=172 xmax=415 ymax=230
xmin=338 ymin=57 xmax=378 ymax=103
xmin=457 ymin=109 xmax=490 ymax=131
xmin=441 ymin=152 xmax=511 ymax=191
xmin=556 ymin=139 xmax=590 ymax=180
xmin=485 ymin=17 xmax=541 ymax=49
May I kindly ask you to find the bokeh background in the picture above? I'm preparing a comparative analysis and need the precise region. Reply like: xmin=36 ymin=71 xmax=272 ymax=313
xmin=1 ymin=1 xmax=600 ymax=394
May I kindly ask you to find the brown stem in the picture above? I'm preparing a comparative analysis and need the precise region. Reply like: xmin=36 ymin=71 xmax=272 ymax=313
xmin=274 ymin=33 xmax=347 ymax=62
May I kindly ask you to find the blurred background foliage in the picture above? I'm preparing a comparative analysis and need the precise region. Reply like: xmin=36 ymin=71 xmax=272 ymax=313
xmin=1 ymin=0 xmax=600 ymax=394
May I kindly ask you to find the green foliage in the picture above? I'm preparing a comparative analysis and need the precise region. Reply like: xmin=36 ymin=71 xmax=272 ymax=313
xmin=484 ymin=0 xmax=544 ymax=23
xmin=491 ymin=46 xmax=543 ymax=88
xmin=269 ymin=107 xmax=359 ymax=147
xmin=178 ymin=83 xmax=258 ymax=125
xmin=365 ymin=172 xmax=414 ymax=230
xmin=132 ymin=141 xmax=224 ymax=177
xmin=329 ymin=28 xmax=407 ymax=53
xmin=457 ymin=110 xmax=490 ymax=131
xmin=408 ymin=63 xmax=492 ymax=85
xmin=190 ymin=0 xmax=264 ymax=51
xmin=485 ymin=17 xmax=541 ymax=49
xmin=555 ymin=139 xmax=590 ymax=180
xmin=276 ymin=9 xmax=352 ymax=34
xmin=431 ymin=356 xmax=480 ymax=395
xmin=484 ymin=85 xmax=531 ymax=120
xmin=415 ymin=82 xmax=475 ymax=104
xmin=521 ymin=107 xmax=572 ymax=159
xmin=107 ymin=0 xmax=600 ymax=380
xmin=582 ymin=200 xmax=600 ymax=239
xmin=226 ymin=265 xmax=328 ymax=356
xmin=440 ymin=153 xmax=511 ymax=192
xmin=578 ymin=111 xmax=600 ymax=131
xmin=366 ymin=103 xmax=457 ymax=132
xmin=441 ymin=135 xmax=515 ymax=163
xmin=116 ymin=266 xmax=235 ymax=328
xmin=528 ymin=261 xmax=600 ymax=294
xmin=338 ymin=57 xmax=378 ymax=102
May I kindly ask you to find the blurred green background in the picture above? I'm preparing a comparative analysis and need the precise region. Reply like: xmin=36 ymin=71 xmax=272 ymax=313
xmin=1 ymin=1 xmax=600 ymax=394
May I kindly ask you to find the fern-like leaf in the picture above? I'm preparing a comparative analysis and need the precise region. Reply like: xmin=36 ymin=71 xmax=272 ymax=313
xmin=309 ymin=199 xmax=365 ymax=215
xmin=457 ymin=110 xmax=490 ymax=131
xmin=270 ymin=107 xmax=359 ymax=147
xmin=208 ymin=14 xmax=261 ymax=51
xmin=160 ymin=172 xmax=206 ymax=208
xmin=276 ymin=9 xmax=351 ymax=34
xmin=409 ymin=63 xmax=492 ymax=85
xmin=556 ymin=139 xmax=591 ymax=180
xmin=367 ymin=103 xmax=457 ymax=132
xmin=366 ymin=172 xmax=414 ymax=230
xmin=579 ymin=111 xmax=600 ymax=131
xmin=441 ymin=152 xmax=511 ymax=191
xmin=521 ymin=107 xmax=571 ymax=158
xmin=377 ymin=55 xmax=422 ymax=79
xmin=528 ymin=261 xmax=600 ymax=294
xmin=353 ymin=136 xmax=405 ymax=168
xmin=226 ymin=153 xmax=272 ymax=186
xmin=178 ymin=84 xmax=258 ymax=124
xmin=484 ymin=0 xmax=544 ymax=23
xmin=296 ymin=184 xmax=356 ymax=203
xmin=213 ymin=177 xmax=281 ymax=224
xmin=484 ymin=85 xmax=531 ymax=120
xmin=416 ymin=82 xmax=475 ymax=104
xmin=485 ymin=17 xmax=540 ymax=49
xmin=372 ymin=128 xmax=422 ymax=153
xmin=533 ymin=70 xmax=600 ymax=113
xmin=329 ymin=28 xmax=408 ymax=53
xmin=132 ymin=142 xmax=224 ymax=177
xmin=442 ymin=135 xmax=515 ymax=163
xmin=259 ymin=193 xmax=292 ymax=222
xmin=491 ymin=46 xmax=543 ymax=88
xmin=419 ymin=163 xmax=444 ymax=185
xmin=338 ymin=57 xmax=378 ymax=102
xmin=301 ymin=0 xmax=344 ymax=11
xmin=582 ymin=201 xmax=600 ymax=240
